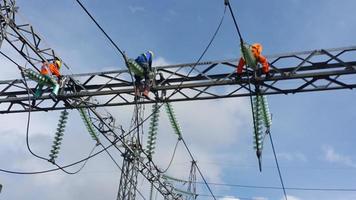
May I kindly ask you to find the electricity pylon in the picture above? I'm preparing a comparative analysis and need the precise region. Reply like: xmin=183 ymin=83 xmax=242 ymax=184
xmin=1 ymin=0 xmax=356 ymax=199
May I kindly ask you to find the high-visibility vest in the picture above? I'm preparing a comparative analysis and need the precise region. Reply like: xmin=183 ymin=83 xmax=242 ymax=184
xmin=41 ymin=63 xmax=60 ymax=78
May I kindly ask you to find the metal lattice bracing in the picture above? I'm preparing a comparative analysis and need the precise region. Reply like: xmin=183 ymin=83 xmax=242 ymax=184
xmin=187 ymin=161 xmax=197 ymax=200
xmin=0 ymin=46 xmax=356 ymax=113
xmin=0 ymin=1 xmax=186 ymax=199
xmin=1 ymin=1 xmax=356 ymax=200
xmin=0 ymin=0 xmax=16 ymax=47
xmin=116 ymin=104 xmax=143 ymax=200
xmin=88 ymin=106 xmax=183 ymax=200
xmin=0 ymin=0 xmax=60 ymax=71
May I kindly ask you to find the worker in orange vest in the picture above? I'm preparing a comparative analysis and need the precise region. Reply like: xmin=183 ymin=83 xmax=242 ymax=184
xmin=236 ymin=43 xmax=270 ymax=78
xmin=34 ymin=58 xmax=62 ymax=99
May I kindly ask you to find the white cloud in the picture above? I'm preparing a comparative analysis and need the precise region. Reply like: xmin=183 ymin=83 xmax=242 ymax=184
xmin=145 ymin=95 xmax=250 ymax=183
xmin=6 ymin=1 xmax=356 ymax=199
xmin=154 ymin=57 xmax=170 ymax=66
xmin=323 ymin=146 xmax=356 ymax=168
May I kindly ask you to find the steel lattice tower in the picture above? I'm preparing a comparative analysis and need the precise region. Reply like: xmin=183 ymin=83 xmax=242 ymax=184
xmin=187 ymin=161 xmax=197 ymax=200
xmin=1 ymin=1 xmax=356 ymax=199
xmin=117 ymin=103 xmax=144 ymax=200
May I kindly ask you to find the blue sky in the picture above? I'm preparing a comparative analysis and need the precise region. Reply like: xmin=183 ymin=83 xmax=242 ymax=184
xmin=1 ymin=0 xmax=356 ymax=200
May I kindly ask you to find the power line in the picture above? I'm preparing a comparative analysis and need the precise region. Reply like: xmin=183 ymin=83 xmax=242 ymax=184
xmin=73 ymin=3 xmax=227 ymax=198
xmin=4 ymin=1 xmax=226 ymax=199
xmin=224 ymin=0 xmax=288 ymax=199
xmin=74 ymin=0 xmax=146 ymax=162
xmin=159 ymin=139 xmax=181 ymax=173
xmin=0 ymin=50 xmax=114 ymax=175
xmin=74 ymin=0 xmax=126 ymax=60
xmin=194 ymin=181 xmax=356 ymax=192
xmin=181 ymin=138 xmax=218 ymax=200
xmin=152 ymin=6 xmax=228 ymax=200
xmin=198 ymin=193 xmax=255 ymax=200
xmin=225 ymin=0 xmax=243 ymax=43
xmin=22 ymin=62 xmax=96 ymax=175
xmin=98 ymin=144 xmax=147 ymax=200
xmin=0 ymin=143 xmax=112 ymax=175
xmin=268 ymin=131 xmax=288 ymax=199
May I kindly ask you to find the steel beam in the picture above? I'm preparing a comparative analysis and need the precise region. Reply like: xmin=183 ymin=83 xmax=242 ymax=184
xmin=0 ymin=46 xmax=356 ymax=113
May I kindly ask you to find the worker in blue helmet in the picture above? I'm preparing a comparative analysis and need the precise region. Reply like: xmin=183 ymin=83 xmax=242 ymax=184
xmin=133 ymin=50 xmax=154 ymax=97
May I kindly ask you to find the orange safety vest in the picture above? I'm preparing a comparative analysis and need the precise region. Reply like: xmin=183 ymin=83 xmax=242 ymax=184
xmin=237 ymin=43 xmax=270 ymax=74
xmin=41 ymin=62 xmax=61 ymax=78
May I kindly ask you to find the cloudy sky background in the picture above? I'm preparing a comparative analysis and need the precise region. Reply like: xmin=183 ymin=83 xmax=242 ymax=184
xmin=1 ymin=0 xmax=356 ymax=200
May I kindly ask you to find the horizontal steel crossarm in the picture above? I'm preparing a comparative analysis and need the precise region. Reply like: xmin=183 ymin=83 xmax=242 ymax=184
xmin=0 ymin=46 xmax=356 ymax=113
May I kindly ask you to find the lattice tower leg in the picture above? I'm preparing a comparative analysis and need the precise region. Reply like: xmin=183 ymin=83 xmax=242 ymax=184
xmin=116 ymin=103 xmax=144 ymax=200
xmin=0 ymin=0 xmax=16 ymax=48
xmin=187 ymin=161 xmax=197 ymax=200
xmin=117 ymin=148 xmax=140 ymax=200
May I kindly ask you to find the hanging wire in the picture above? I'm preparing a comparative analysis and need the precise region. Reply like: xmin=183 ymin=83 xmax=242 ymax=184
xmin=74 ymin=0 xmax=126 ymax=59
xmin=162 ymin=6 xmax=227 ymax=97
xmin=23 ymin=75 xmax=94 ymax=175
xmin=74 ymin=0 xmax=149 ymax=155
xmin=97 ymin=143 xmax=147 ymax=200
xmin=0 ymin=49 xmax=99 ymax=175
xmin=125 ymin=6 xmax=227 ymax=199
xmin=0 ymin=143 xmax=101 ymax=175
xmin=73 ymin=4 xmax=227 ymax=200
xmin=180 ymin=138 xmax=217 ymax=200
xmin=159 ymin=139 xmax=180 ymax=173
xmin=224 ymin=1 xmax=288 ymax=199
xmin=225 ymin=0 xmax=262 ymax=172
xmin=0 ymin=59 xmax=144 ymax=196
xmin=268 ymin=130 xmax=288 ymax=200
xmin=4 ymin=2 xmax=227 ymax=199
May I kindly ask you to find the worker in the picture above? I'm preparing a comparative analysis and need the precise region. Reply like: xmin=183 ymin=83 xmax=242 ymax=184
xmin=236 ymin=43 xmax=270 ymax=78
xmin=34 ymin=58 xmax=62 ymax=99
xmin=132 ymin=50 xmax=154 ymax=98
